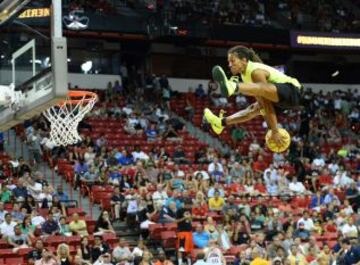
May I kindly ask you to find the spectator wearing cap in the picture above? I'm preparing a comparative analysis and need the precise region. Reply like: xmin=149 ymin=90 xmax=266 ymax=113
xmin=193 ymin=224 xmax=210 ymax=249
xmin=293 ymin=222 xmax=310 ymax=241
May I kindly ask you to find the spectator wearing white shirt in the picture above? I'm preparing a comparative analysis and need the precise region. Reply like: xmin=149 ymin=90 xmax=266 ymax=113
xmin=30 ymin=209 xmax=45 ymax=227
xmin=297 ymin=211 xmax=314 ymax=231
xmin=341 ymin=218 xmax=358 ymax=238
xmin=333 ymin=171 xmax=353 ymax=188
xmin=288 ymin=177 xmax=307 ymax=194
xmin=323 ymin=188 xmax=341 ymax=205
xmin=132 ymin=146 xmax=149 ymax=161
xmin=84 ymin=147 xmax=96 ymax=165
xmin=152 ymin=184 xmax=168 ymax=208
xmin=328 ymin=160 xmax=339 ymax=175
xmin=25 ymin=177 xmax=42 ymax=198
xmin=207 ymin=158 xmax=223 ymax=175
xmin=0 ymin=202 xmax=7 ymax=224
xmin=0 ymin=213 xmax=16 ymax=238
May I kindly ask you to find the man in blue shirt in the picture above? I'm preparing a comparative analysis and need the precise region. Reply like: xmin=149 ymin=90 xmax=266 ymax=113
xmin=12 ymin=179 xmax=28 ymax=199
xmin=54 ymin=185 xmax=69 ymax=203
xmin=193 ymin=224 xmax=210 ymax=249
xmin=42 ymin=213 xmax=59 ymax=235
xmin=342 ymin=239 xmax=360 ymax=265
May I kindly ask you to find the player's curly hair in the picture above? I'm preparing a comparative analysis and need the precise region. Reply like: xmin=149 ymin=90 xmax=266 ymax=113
xmin=228 ymin=45 xmax=263 ymax=63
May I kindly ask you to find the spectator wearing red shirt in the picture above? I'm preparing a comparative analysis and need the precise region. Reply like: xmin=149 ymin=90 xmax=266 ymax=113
xmin=254 ymin=178 xmax=267 ymax=194
xmin=252 ymin=155 xmax=268 ymax=174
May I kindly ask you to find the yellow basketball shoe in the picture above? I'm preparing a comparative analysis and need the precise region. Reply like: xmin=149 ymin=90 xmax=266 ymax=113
xmin=204 ymin=108 xmax=224 ymax=135
xmin=212 ymin=65 xmax=238 ymax=97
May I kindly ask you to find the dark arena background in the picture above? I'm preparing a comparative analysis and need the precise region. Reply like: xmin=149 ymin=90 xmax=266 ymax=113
xmin=0 ymin=0 xmax=359 ymax=265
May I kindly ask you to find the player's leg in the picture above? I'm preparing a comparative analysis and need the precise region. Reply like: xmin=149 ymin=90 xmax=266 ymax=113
xmin=204 ymin=103 xmax=262 ymax=135
xmin=212 ymin=66 xmax=279 ymax=102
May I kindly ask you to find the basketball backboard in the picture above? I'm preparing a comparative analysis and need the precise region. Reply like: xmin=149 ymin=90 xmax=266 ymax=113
xmin=0 ymin=0 xmax=68 ymax=131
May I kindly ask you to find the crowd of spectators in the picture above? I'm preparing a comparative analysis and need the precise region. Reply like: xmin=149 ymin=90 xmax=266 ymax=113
xmin=1 ymin=74 xmax=359 ymax=265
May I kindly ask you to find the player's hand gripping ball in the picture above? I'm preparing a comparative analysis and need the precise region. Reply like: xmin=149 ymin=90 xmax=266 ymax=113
xmin=265 ymin=128 xmax=291 ymax=153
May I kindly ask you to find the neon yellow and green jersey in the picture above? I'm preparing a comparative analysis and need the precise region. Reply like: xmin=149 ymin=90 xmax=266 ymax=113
xmin=241 ymin=60 xmax=301 ymax=88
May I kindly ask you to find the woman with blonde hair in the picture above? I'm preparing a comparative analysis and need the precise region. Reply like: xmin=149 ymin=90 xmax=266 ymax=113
xmin=56 ymin=243 xmax=71 ymax=265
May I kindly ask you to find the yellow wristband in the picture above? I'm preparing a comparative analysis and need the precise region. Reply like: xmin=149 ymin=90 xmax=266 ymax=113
xmin=260 ymin=109 xmax=266 ymax=116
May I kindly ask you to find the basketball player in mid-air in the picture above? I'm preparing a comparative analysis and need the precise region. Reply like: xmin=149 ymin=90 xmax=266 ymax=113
xmin=204 ymin=45 xmax=303 ymax=146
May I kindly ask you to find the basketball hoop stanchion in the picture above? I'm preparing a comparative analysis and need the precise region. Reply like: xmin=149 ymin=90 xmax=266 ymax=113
xmin=43 ymin=91 xmax=97 ymax=146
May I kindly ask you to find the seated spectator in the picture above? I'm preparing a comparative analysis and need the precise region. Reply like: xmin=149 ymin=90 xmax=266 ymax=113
xmin=27 ymin=239 xmax=45 ymax=263
xmin=0 ymin=213 xmax=16 ymax=238
xmin=341 ymin=218 xmax=358 ymax=238
xmin=111 ymin=187 xmax=125 ymax=220
xmin=0 ymin=185 xmax=11 ymax=203
xmin=93 ymin=252 xmax=113 ymax=265
xmin=195 ymin=84 xmax=206 ymax=98
xmin=231 ymin=125 xmax=248 ymax=145
xmin=132 ymin=239 xmax=147 ymax=257
xmin=21 ymin=215 xmax=35 ymax=239
xmin=42 ymin=213 xmax=59 ymax=236
xmin=69 ymin=213 xmax=88 ymax=236
xmin=76 ymin=236 xmax=92 ymax=262
xmin=59 ymin=216 xmax=71 ymax=236
xmin=145 ymin=124 xmax=159 ymax=142
xmin=193 ymin=224 xmax=210 ymax=249
xmin=132 ymin=146 xmax=150 ymax=161
xmin=7 ymin=224 xmax=31 ymax=251
xmin=152 ymin=184 xmax=168 ymax=209
xmin=34 ymin=250 xmax=58 ymax=265
xmin=293 ymin=222 xmax=311 ymax=241
xmin=31 ymin=209 xmax=46 ymax=227
xmin=235 ymin=94 xmax=248 ymax=108
xmin=91 ymin=235 xmax=110 ymax=262
xmin=11 ymin=203 xmax=25 ymax=223
xmin=288 ymin=176 xmax=307 ymax=194
xmin=112 ymin=238 xmax=132 ymax=263
xmin=12 ymin=178 xmax=28 ymax=200
xmin=323 ymin=188 xmax=341 ymax=205
xmin=159 ymin=202 xmax=177 ymax=224
xmin=94 ymin=211 xmax=115 ymax=234
xmin=208 ymin=191 xmax=225 ymax=211
xmin=297 ymin=211 xmax=314 ymax=231
xmin=56 ymin=243 xmax=71 ymax=265
xmin=173 ymin=146 xmax=189 ymax=165
xmin=287 ymin=244 xmax=307 ymax=265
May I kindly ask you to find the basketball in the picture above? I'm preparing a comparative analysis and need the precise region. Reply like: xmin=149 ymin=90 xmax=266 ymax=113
xmin=265 ymin=128 xmax=291 ymax=153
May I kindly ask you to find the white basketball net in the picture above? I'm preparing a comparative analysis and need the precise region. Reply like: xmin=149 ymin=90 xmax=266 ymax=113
xmin=43 ymin=91 xmax=97 ymax=146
